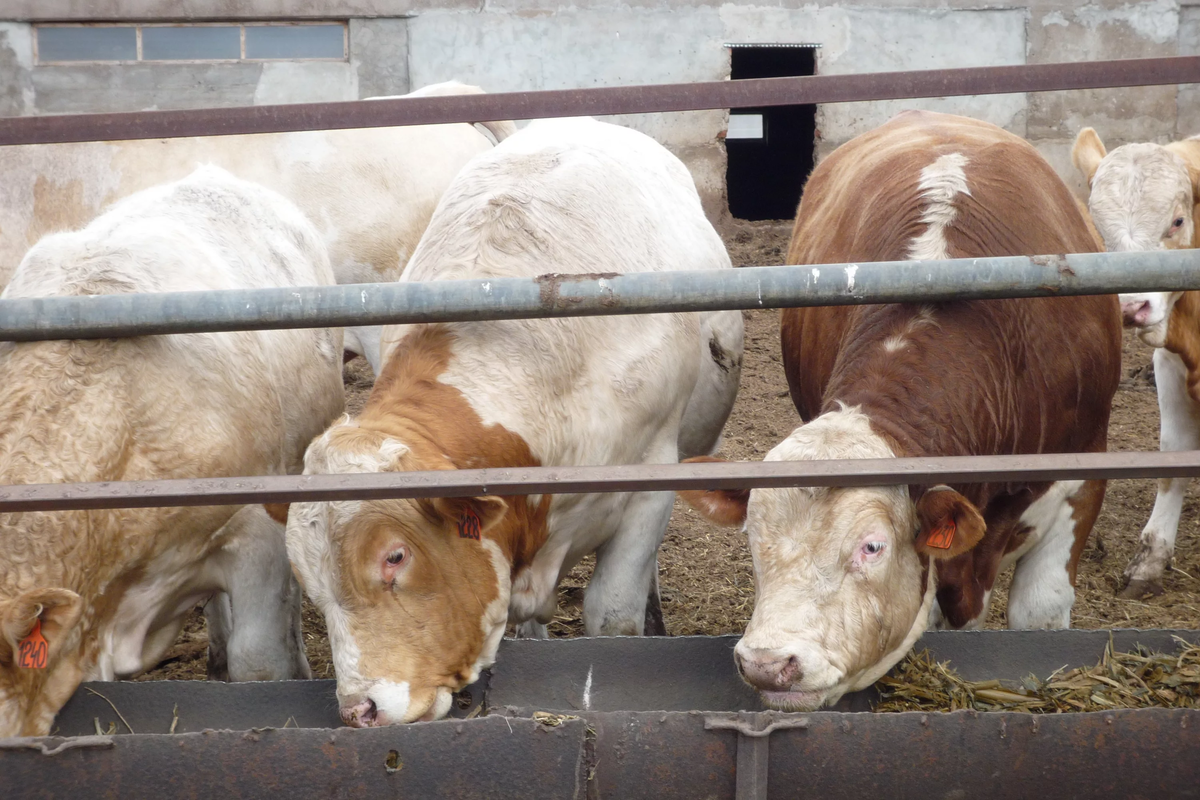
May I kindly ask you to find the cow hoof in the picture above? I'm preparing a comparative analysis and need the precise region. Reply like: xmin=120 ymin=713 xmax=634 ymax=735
xmin=1117 ymin=579 xmax=1164 ymax=600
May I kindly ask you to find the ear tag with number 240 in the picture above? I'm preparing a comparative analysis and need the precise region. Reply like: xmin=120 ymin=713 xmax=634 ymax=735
xmin=18 ymin=619 xmax=49 ymax=669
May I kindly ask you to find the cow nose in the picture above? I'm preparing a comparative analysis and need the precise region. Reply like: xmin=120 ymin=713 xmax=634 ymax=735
xmin=1121 ymin=300 xmax=1152 ymax=326
xmin=340 ymin=698 xmax=378 ymax=728
xmin=735 ymin=648 xmax=802 ymax=692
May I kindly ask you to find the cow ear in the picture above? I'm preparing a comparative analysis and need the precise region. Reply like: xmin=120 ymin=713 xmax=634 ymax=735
xmin=1 ymin=588 xmax=83 ymax=665
xmin=264 ymin=503 xmax=290 ymax=524
xmin=678 ymin=456 xmax=750 ymax=527
xmin=428 ymin=495 xmax=509 ymax=540
xmin=913 ymin=486 xmax=986 ymax=560
xmin=1072 ymin=128 xmax=1107 ymax=188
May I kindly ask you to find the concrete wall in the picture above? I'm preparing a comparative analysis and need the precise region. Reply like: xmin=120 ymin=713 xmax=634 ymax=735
xmin=0 ymin=1 xmax=1196 ymax=220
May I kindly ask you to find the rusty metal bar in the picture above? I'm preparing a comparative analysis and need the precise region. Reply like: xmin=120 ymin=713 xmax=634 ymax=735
xmin=2 ymin=449 xmax=1200 ymax=513
xmin=0 ymin=57 xmax=1196 ymax=145
xmin=2 ymin=250 xmax=1198 ymax=342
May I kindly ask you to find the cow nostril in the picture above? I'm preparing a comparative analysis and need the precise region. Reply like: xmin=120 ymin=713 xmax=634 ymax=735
xmin=779 ymin=656 xmax=801 ymax=686
xmin=340 ymin=698 xmax=379 ymax=728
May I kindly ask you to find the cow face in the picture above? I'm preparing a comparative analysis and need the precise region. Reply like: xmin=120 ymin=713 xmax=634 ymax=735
xmin=1073 ymin=129 xmax=1196 ymax=347
xmin=284 ymin=422 xmax=511 ymax=727
xmin=0 ymin=588 xmax=84 ymax=737
xmin=682 ymin=409 xmax=984 ymax=711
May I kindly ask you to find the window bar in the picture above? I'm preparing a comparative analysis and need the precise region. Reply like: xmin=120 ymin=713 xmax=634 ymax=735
xmin=135 ymin=25 xmax=143 ymax=62
xmin=240 ymin=25 xmax=247 ymax=60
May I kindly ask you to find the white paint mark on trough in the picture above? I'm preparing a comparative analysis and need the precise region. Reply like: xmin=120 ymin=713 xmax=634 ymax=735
xmin=846 ymin=264 xmax=858 ymax=292
xmin=583 ymin=664 xmax=593 ymax=710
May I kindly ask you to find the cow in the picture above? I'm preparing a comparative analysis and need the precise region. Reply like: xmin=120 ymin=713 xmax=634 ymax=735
xmin=1072 ymin=127 xmax=1200 ymax=597
xmin=0 ymin=166 xmax=345 ymax=737
xmin=682 ymin=110 xmax=1121 ymax=711
xmin=0 ymin=81 xmax=515 ymax=374
xmin=279 ymin=116 xmax=744 ymax=726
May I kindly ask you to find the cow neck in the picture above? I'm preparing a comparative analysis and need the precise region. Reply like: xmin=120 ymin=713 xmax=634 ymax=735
xmin=1165 ymin=290 xmax=1200 ymax=404
xmin=357 ymin=326 xmax=550 ymax=573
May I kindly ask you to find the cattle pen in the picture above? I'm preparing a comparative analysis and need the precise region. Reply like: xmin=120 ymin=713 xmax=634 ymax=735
xmin=1 ymin=58 xmax=1199 ymax=799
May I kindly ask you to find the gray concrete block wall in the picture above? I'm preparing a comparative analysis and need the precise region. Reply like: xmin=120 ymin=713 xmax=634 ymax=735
xmin=0 ymin=1 xmax=1195 ymax=220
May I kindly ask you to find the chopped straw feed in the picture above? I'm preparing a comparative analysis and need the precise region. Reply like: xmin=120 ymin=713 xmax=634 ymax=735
xmin=875 ymin=636 xmax=1200 ymax=713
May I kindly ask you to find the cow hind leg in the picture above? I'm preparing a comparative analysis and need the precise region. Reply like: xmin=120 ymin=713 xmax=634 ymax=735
xmin=207 ymin=505 xmax=311 ymax=681
xmin=1122 ymin=348 xmax=1199 ymax=598
xmin=584 ymin=490 xmax=675 ymax=637
xmin=1007 ymin=480 xmax=1102 ymax=630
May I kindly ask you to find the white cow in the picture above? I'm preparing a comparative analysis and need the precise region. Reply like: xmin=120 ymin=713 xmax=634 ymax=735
xmin=0 ymin=166 xmax=344 ymax=737
xmin=281 ymin=117 xmax=744 ymax=726
xmin=1073 ymin=127 xmax=1200 ymax=597
xmin=0 ymin=81 xmax=514 ymax=373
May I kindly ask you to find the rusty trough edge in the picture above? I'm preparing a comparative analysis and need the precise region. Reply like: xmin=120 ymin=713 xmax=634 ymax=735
xmin=2 ymin=449 xmax=1200 ymax=512
xmin=0 ymin=56 xmax=1196 ymax=145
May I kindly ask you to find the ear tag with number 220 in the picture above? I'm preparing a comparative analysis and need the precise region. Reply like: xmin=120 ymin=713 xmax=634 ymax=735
xmin=457 ymin=509 xmax=482 ymax=541
xmin=18 ymin=619 xmax=49 ymax=669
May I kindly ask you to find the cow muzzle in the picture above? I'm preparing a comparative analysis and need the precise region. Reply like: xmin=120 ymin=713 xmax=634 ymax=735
xmin=1121 ymin=299 xmax=1153 ymax=327
xmin=340 ymin=698 xmax=379 ymax=728
xmin=735 ymin=647 xmax=802 ymax=692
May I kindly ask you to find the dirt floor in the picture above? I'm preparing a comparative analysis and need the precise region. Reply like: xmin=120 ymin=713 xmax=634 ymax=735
xmin=141 ymin=219 xmax=1200 ymax=682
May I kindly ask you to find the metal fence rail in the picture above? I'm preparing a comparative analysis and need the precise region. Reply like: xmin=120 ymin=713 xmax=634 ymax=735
xmin=4 ymin=451 xmax=1200 ymax=513
xmin=0 ymin=56 xmax=1196 ymax=145
xmin=1 ymin=250 xmax=1196 ymax=341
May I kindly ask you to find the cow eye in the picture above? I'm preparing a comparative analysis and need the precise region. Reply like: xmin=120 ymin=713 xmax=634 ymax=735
xmin=386 ymin=548 xmax=406 ymax=566
xmin=862 ymin=541 xmax=885 ymax=556
xmin=1174 ymin=217 xmax=1185 ymax=228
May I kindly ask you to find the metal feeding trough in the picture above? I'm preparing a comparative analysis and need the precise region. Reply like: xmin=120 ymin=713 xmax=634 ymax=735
xmin=2 ymin=629 xmax=1199 ymax=799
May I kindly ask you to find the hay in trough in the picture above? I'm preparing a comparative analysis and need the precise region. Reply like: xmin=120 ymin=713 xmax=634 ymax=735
xmin=875 ymin=636 xmax=1200 ymax=713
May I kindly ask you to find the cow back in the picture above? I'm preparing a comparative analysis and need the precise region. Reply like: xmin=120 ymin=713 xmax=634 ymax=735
xmin=781 ymin=111 xmax=1118 ymax=462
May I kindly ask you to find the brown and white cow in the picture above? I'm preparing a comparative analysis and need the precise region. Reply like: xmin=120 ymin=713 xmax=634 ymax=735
xmin=0 ymin=167 xmax=344 ymax=736
xmin=281 ymin=116 xmax=744 ymax=726
xmin=0 ymin=81 xmax=514 ymax=373
xmin=684 ymin=110 xmax=1121 ymax=710
xmin=1073 ymin=127 xmax=1200 ymax=597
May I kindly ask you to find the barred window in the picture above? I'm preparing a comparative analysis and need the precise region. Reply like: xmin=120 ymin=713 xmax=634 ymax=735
xmin=35 ymin=22 xmax=347 ymax=65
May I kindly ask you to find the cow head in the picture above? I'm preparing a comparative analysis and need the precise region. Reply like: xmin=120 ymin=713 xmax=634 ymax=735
xmin=681 ymin=408 xmax=985 ymax=711
xmin=281 ymin=420 xmax=512 ymax=726
xmin=0 ymin=588 xmax=84 ymax=737
xmin=1073 ymin=128 xmax=1198 ymax=347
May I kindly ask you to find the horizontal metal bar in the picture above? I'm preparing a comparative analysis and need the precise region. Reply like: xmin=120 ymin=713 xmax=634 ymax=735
xmin=0 ymin=57 xmax=1195 ymax=145
xmin=2 ymin=450 xmax=1200 ymax=513
xmin=1 ymin=250 xmax=1197 ymax=342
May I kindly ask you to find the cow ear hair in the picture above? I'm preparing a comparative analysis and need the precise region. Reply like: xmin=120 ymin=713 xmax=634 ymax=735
xmin=913 ymin=485 xmax=986 ymax=560
xmin=678 ymin=456 xmax=750 ymax=527
xmin=0 ymin=588 xmax=83 ymax=664
xmin=1071 ymin=128 xmax=1107 ymax=188
xmin=426 ymin=495 xmax=509 ymax=539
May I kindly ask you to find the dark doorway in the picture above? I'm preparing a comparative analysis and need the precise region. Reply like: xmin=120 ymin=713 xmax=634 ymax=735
xmin=726 ymin=45 xmax=818 ymax=221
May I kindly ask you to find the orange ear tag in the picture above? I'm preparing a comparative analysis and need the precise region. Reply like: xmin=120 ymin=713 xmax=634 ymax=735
xmin=924 ymin=519 xmax=957 ymax=550
xmin=457 ymin=509 xmax=482 ymax=541
xmin=18 ymin=619 xmax=49 ymax=669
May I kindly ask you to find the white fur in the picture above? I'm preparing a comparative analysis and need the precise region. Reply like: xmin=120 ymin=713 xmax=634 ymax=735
xmin=1126 ymin=349 xmax=1200 ymax=588
xmin=1007 ymin=480 xmax=1085 ymax=629
xmin=381 ymin=116 xmax=740 ymax=638
xmin=907 ymin=153 xmax=971 ymax=261
xmin=0 ymin=82 xmax=511 ymax=375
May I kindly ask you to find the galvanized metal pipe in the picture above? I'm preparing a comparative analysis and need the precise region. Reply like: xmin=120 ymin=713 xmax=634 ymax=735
xmin=0 ymin=250 xmax=1193 ymax=342
xmin=0 ymin=57 xmax=1196 ymax=145
xmin=2 ymin=450 xmax=1200 ymax=513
